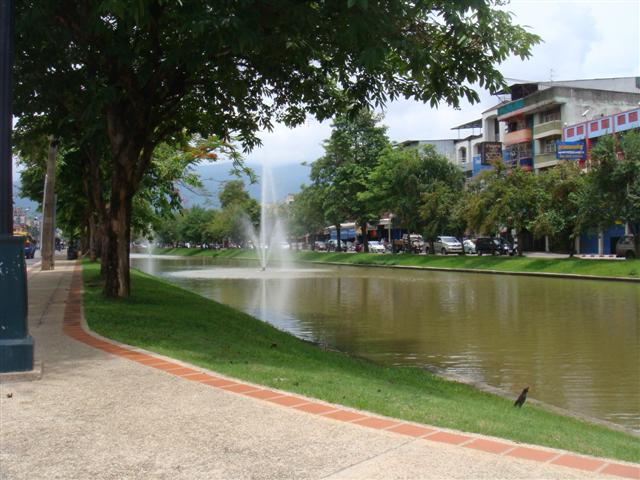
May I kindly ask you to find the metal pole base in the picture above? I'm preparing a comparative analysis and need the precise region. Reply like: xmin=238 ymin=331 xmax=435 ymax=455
xmin=0 ymin=235 xmax=34 ymax=372
xmin=0 ymin=336 xmax=34 ymax=372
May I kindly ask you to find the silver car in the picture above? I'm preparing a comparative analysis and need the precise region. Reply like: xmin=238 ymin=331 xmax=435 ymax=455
xmin=434 ymin=236 xmax=463 ymax=255
xmin=616 ymin=235 xmax=637 ymax=259
xmin=463 ymin=239 xmax=476 ymax=254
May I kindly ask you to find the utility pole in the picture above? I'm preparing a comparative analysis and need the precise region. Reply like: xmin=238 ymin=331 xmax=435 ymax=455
xmin=0 ymin=0 xmax=34 ymax=372
xmin=41 ymin=137 xmax=57 ymax=270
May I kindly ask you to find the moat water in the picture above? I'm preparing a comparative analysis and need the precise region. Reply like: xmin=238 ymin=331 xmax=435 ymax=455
xmin=132 ymin=255 xmax=640 ymax=432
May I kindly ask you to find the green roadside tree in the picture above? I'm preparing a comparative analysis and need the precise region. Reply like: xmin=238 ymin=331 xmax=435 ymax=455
xmin=363 ymin=144 xmax=465 ymax=252
xmin=314 ymin=110 xmax=391 ymax=252
xmin=578 ymin=132 xmax=640 ymax=254
xmin=464 ymin=162 xmax=541 ymax=255
xmin=288 ymin=185 xmax=327 ymax=248
xmin=531 ymin=161 xmax=585 ymax=256
xmin=15 ymin=0 xmax=540 ymax=296
xmin=209 ymin=180 xmax=260 ymax=246
xmin=178 ymin=206 xmax=216 ymax=246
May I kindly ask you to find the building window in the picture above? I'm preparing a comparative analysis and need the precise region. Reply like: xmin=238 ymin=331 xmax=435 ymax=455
xmin=567 ymin=127 xmax=575 ymax=137
xmin=630 ymin=111 xmax=638 ymax=122
xmin=458 ymin=147 xmax=467 ymax=164
xmin=540 ymin=108 xmax=560 ymax=123
xmin=602 ymin=118 xmax=610 ymax=129
xmin=540 ymin=136 xmax=560 ymax=154
xmin=577 ymin=126 xmax=584 ymax=135
xmin=617 ymin=114 xmax=626 ymax=126
xmin=507 ymin=118 xmax=526 ymax=132
xmin=590 ymin=121 xmax=599 ymax=132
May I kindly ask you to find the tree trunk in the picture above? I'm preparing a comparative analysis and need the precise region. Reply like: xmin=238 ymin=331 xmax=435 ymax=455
xmin=103 ymin=104 xmax=154 ymax=298
xmin=517 ymin=230 xmax=525 ymax=256
xmin=336 ymin=224 xmax=342 ymax=251
xmin=567 ymin=235 xmax=575 ymax=258
xmin=41 ymin=138 xmax=57 ymax=270
xmin=359 ymin=220 xmax=369 ymax=253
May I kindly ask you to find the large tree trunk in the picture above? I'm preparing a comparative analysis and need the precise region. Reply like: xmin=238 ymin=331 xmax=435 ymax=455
xmin=517 ymin=230 xmax=525 ymax=256
xmin=103 ymin=183 xmax=133 ymax=297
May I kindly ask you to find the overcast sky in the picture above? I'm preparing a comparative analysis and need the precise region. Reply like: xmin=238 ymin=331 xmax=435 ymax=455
xmin=247 ymin=0 xmax=640 ymax=167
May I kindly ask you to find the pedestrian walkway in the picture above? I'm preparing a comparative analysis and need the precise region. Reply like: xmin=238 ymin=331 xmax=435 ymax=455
xmin=1 ymin=260 xmax=638 ymax=479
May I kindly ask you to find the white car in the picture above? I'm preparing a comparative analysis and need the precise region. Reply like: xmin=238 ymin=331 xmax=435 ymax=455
xmin=463 ymin=239 xmax=476 ymax=254
xmin=434 ymin=236 xmax=463 ymax=255
xmin=367 ymin=240 xmax=386 ymax=253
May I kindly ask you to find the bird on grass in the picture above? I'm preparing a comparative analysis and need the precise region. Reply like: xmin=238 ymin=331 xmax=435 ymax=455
xmin=514 ymin=386 xmax=529 ymax=408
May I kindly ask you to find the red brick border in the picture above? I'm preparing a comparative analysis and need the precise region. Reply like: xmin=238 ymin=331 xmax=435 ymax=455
xmin=61 ymin=264 xmax=640 ymax=479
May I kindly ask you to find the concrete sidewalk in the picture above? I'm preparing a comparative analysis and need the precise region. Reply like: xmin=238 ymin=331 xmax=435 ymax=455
xmin=0 ymin=261 xmax=637 ymax=480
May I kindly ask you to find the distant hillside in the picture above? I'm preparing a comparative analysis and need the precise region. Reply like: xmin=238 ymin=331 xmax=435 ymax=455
xmin=181 ymin=162 xmax=311 ymax=208
xmin=12 ymin=182 xmax=40 ymax=213
xmin=12 ymin=162 xmax=312 ymax=212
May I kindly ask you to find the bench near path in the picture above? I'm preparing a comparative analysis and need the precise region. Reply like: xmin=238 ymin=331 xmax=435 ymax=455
xmin=1 ymin=260 xmax=638 ymax=479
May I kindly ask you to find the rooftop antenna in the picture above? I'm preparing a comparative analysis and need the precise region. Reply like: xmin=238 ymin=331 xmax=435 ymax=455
xmin=549 ymin=68 xmax=554 ymax=83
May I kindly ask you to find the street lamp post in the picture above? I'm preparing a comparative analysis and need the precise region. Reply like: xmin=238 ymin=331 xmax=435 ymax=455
xmin=0 ymin=0 xmax=33 ymax=373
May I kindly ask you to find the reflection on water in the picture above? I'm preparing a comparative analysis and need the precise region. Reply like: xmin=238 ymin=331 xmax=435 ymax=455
xmin=131 ymin=255 xmax=640 ymax=431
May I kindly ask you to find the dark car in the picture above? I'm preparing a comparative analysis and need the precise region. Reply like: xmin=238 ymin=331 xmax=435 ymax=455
xmin=495 ymin=238 xmax=517 ymax=256
xmin=475 ymin=237 xmax=500 ymax=256
xmin=67 ymin=240 xmax=79 ymax=260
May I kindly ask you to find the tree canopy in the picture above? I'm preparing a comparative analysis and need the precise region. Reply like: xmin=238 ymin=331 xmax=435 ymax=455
xmin=14 ymin=0 xmax=540 ymax=296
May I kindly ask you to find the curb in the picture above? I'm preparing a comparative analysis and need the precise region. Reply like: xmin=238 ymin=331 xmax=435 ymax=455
xmin=149 ymin=252 xmax=640 ymax=283
xmin=296 ymin=259 xmax=640 ymax=283
xmin=63 ymin=263 xmax=640 ymax=479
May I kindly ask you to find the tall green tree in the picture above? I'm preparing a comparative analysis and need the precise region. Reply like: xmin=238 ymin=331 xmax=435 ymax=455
xmin=15 ymin=0 xmax=540 ymax=296
xmin=365 ymin=144 xmax=465 ymax=251
xmin=578 ymin=132 xmax=640 ymax=253
xmin=532 ymin=161 xmax=585 ymax=256
xmin=288 ymin=185 xmax=326 ymax=248
xmin=312 ymin=110 xmax=390 ymax=251
xmin=464 ymin=162 xmax=541 ymax=254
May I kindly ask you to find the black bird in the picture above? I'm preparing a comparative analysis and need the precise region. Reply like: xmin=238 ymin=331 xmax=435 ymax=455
xmin=514 ymin=386 xmax=529 ymax=408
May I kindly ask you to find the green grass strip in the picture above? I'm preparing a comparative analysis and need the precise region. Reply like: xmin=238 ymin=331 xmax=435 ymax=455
xmin=82 ymin=261 xmax=639 ymax=462
xmin=153 ymin=247 xmax=640 ymax=279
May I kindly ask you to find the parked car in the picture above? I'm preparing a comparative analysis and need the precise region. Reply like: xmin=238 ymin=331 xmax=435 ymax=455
xmin=463 ymin=239 xmax=476 ymax=254
xmin=475 ymin=237 xmax=500 ymax=256
xmin=496 ymin=238 xmax=517 ymax=256
xmin=616 ymin=235 xmax=637 ymax=259
xmin=475 ymin=237 xmax=515 ymax=256
xmin=66 ymin=240 xmax=79 ymax=260
xmin=434 ymin=236 xmax=463 ymax=255
xmin=402 ymin=233 xmax=425 ymax=253
xmin=314 ymin=241 xmax=327 ymax=251
xmin=367 ymin=240 xmax=386 ymax=253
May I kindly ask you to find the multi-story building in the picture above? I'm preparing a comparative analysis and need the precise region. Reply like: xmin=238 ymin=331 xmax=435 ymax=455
xmin=497 ymin=77 xmax=640 ymax=173
xmin=397 ymin=139 xmax=457 ymax=164
xmin=451 ymin=118 xmax=483 ymax=178
xmin=562 ymin=106 xmax=640 ymax=255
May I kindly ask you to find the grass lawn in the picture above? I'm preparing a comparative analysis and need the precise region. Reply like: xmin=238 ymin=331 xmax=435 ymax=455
xmin=154 ymin=247 xmax=640 ymax=280
xmin=83 ymin=261 xmax=640 ymax=462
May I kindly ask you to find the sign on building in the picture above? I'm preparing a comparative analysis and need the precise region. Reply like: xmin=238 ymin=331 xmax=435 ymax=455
xmin=480 ymin=142 xmax=503 ymax=165
xmin=556 ymin=141 xmax=586 ymax=160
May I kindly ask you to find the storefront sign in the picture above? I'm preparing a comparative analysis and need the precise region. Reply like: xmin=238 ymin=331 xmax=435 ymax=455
xmin=556 ymin=141 xmax=586 ymax=160
xmin=480 ymin=142 xmax=503 ymax=165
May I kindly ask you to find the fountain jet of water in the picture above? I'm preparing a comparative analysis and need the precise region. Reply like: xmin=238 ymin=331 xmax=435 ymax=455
xmin=242 ymin=164 xmax=291 ymax=271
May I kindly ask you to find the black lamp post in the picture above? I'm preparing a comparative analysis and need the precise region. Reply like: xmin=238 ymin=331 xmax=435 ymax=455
xmin=0 ymin=0 xmax=33 ymax=373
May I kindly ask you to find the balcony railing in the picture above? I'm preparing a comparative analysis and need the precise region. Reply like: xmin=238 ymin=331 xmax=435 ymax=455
xmin=533 ymin=120 xmax=563 ymax=139
xmin=503 ymin=128 xmax=532 ymax=146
